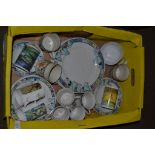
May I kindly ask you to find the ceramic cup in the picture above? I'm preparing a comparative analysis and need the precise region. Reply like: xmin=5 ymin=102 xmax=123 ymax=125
xmin=40 ymin=33 xmax=60 ymax=52
xmin=48 ymin=64 xmax=62 ymax=83
xmin=36 ymin=60 xmax=62 ymax=83
xmin=112 ymin=64 xmax=130 ymax=81
xmin=82 ymin=92 xmax=96 ymax=110
xmin=52 ymin=106 xmax=70 ymax=120
xmin=70 ymin=105 xmax=86 ymax=120
xmin=56 ymin=88 xmax=75 ymax=107
xmin=100 ymin=42 xmax=123 ymax=65
xmin=13 ymin=42 xmax=43 ymax=76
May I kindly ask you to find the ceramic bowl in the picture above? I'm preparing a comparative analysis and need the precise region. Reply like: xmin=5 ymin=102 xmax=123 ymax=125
xmin=52 ymin=106 xmax=70 ymax=120
xmin=56 ymin=88 xmax=75 ymax=106
xmin=70 ymin=105 xmax=86 ymax=120
xmin=101 ymin=42 xmax=123 ymax=65
xmin=40 ymin=33 xmax=60 ymax=52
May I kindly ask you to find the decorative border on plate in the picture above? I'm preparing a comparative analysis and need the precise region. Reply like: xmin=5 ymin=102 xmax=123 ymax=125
xmin=55 ymin=37 xmax=105 ymax=93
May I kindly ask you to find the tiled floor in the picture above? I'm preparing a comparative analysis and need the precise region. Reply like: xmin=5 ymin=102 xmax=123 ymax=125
xmin=1 ymin=27 xmax=155 ymax=129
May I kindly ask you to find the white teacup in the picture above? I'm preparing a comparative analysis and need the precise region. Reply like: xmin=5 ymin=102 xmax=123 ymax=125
xmin=82 ymin=92 xmax=96 ymax=110
xmin=40 ymin=33 xmax=60 ymax=52
xmin=70 ymin=106 xmax=86 ymax=120
xmin=57 ymin=88 xmax=75 ymax=107
xmin=48 ymin=64 xmax=62 ymax=83
xmin=52 ymin=106 xmax=70 ymax=120
xmin=101 ymin=42 xmax=123 ymax=65
xmin=112 ymin=64 xmax=130 ymax=81
xmin=36 ymin=60 xmax=62 ymax=83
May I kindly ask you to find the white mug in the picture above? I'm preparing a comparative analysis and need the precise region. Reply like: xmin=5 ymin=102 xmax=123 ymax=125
xmin=56 ymin=88 xmax=75 ymax=107
xmin=70 ymin=105 xmax=86 ymax=120
xmin=52 ymin=106 xmax=70 ymax=120
xmin=40 ymin=33 xmax=60 ymax=52
xmin=82 ymin=92 xmax=96 ymax=110
xmin=112 ymin=64 xmax=130 ymax=81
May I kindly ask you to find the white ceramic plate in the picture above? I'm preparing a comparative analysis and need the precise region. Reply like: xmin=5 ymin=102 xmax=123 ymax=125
xmin=11 ymin=75 xmax=56 ymax=121
xmin=55 ymin=38 xmax=104 ymax=93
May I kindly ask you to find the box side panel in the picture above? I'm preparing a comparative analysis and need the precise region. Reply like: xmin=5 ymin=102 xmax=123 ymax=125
xmin=9 ymin=109 xmax=141 ymax=129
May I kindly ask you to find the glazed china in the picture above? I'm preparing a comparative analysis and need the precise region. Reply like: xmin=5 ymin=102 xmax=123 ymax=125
xmin=70 ymin=105 xmax=86 ymax=120
xmin=40 ymin=33 xmax=60 ymax=52
xmin=82 ymin=92 xmax=96 ymax=110
xmin=11 ymin=75 xmax=56 ymax=121
xmin=112 ymin=64 xmax=130 ymax=81
xmin=12 ymin=42 xmax=43 ymax=76
xmin=55 ymin=37 xmax=104 ymax=93
xmin=100 ymin=42 xmax=123 ymax=65
xmin=48 ymin=64 xmax=62 ymax=83
xmin=95 ymin=78 xmax=122 ymax=114
xmin=36 ymin=60 xmax=62 ymax=83
xmin=52 ymin=106 xmax=70 ymax=120
xmin=56 ymin=88 xmax=75 ymax=106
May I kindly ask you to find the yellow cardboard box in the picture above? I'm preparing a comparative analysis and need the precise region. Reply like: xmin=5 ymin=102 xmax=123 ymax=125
xmin=4 ymin=26 xmax=144 ymax=128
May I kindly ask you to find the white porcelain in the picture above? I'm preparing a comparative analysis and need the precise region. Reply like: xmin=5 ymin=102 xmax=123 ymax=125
xmin=62 ymin=43 xmax=100 ymax=85
xmin=55 ymin=38 xmax=104 ymax=93
xmin=52 ymin=106 xmax=70 ymax=120
xmin=101 ymin=42 xmax=123 ymax=65
xmin=43 ymin=62 xmax=56 ymax=79
xmin=11 ymin=75 xmax=56 ymax=121
xmin=40 ymin=33 xmax=60 ymax=52
xmin=48 ymin=64 xmax=62 ymax=83
xmin=70 ymin=106 xmax=86 ymax=120
xmin=95 ymin=78 xmax=122 ymax=114
xmin=14 ymin=82 xmax=45 ymax=108
xmin=56 ymin=88 xmax=75 ymax=106
xmin=12 ymin=42 xmax=43 ymax=76
xmin=82 ymin=92 xmax=96 ymax=110
xmin=112 ymin=64 xmax=130 ymax=81
xmin=36 ymin=60 xmax=62 ymax=83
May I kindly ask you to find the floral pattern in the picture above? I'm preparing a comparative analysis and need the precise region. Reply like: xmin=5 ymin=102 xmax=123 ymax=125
xmin=55 ymin=38 xmax=105 ymax=93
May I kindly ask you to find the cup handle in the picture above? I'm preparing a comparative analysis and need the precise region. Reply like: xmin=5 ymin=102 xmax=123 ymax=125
xmin=85 ymin=109 xmax=91 ymax=115
xmin=118 ymin=58 xmax=128 ymax=65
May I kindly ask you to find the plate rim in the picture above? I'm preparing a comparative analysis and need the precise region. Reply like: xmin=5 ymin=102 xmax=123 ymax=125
xmin=55 ymin=37 xmax=105 ymax=93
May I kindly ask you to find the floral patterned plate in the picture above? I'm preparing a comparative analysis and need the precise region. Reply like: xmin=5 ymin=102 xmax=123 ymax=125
xmin=54 ymin=37 xmax=104 ymax=93
xmin=11 ymin=75 xmax=56 ymax=121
